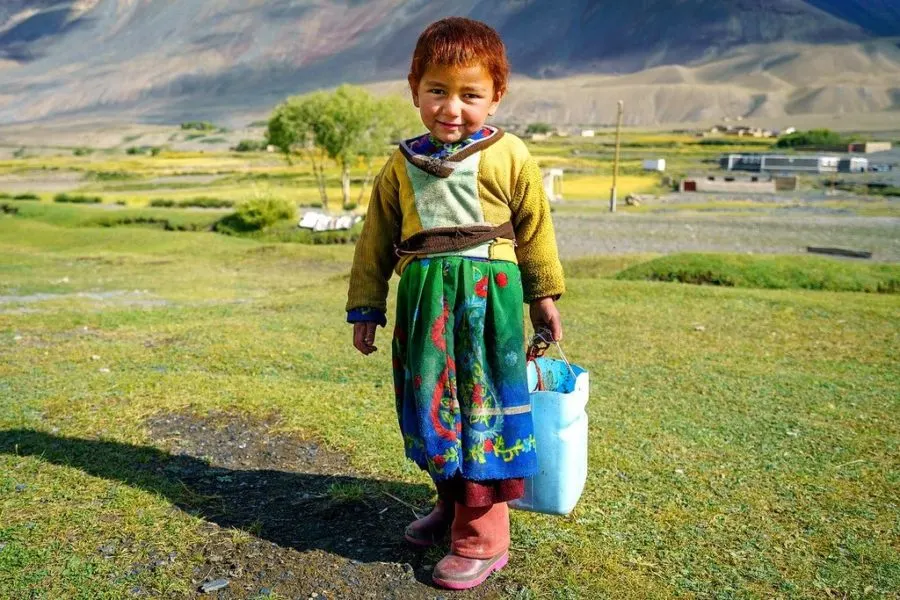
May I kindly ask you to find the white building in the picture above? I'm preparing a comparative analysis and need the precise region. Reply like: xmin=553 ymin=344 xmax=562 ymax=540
xmin=642 ymin=159 xmax=666 ymax=172
xmin=580 ymin=130 xmax=595 ymax=137
xmin=542 ymin=168 xmax=564 ymax=202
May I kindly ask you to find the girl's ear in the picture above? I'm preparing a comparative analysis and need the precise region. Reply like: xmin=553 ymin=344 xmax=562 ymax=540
xmin=408 ymin=75 xmax=420 ymax=108
xmin=488 ymin=88 xmax=504 ymax=117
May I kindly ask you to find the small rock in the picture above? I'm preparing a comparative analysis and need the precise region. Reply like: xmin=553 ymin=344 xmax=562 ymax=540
xmin=675 ymin=469 xmax=685 ymax=475
xmin=200 ymin=578 xmax=229 ymax=593
xmin=91 ymin=355 xmax=100 ymax=361
xmin=259 ymin=589 xmax=271 ymax=597
xmin=13 ymin=335 xmax=22 ymax=341
xmin=15 ymin=484 xmax=26 ymax=492
xmin=99 ymin=368 xmax=111 ymax=373
xmin=693 ymin=325 xmax=705 ymax=332
xmin=0 ymin=542 xmax=8 ymax=551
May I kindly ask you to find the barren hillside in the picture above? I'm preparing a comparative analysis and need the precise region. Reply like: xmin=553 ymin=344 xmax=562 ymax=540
xmin=0 ymin=0 xmax=898 ymax=126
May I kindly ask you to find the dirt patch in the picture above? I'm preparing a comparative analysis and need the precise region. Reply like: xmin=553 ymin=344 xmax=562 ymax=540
xmin=142 ymin=411 xmax=513 ymax=599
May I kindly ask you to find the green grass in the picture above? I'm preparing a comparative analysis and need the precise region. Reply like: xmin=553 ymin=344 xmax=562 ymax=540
xmin=617 ymin=253 xmax=900 ymax=293
xmin=0 ymin=216 xmax=897 ymax=598
xmin=11 ymin=201 xmax=223 ymax=232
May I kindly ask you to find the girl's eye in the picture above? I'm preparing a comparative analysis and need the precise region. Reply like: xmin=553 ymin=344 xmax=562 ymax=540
xmin=429 ymin=89 xmax=445 ymax=95
xmin=465 ymin=94 xmax=482 ymax=99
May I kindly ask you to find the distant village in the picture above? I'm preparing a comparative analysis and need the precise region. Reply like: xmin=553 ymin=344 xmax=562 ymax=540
xmin=505 ymin=121 xmax=897 ymax=203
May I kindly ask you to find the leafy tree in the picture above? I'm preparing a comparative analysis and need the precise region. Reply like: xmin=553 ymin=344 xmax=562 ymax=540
xmin=775 ymin=129 xmax=847 ymax=149
xmin=267 ymin=85 xmax=419 ymax=211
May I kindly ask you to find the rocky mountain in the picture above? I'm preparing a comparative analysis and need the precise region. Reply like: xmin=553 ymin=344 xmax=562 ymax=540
xmin=0 ymin=0 xmax=898 ymax=126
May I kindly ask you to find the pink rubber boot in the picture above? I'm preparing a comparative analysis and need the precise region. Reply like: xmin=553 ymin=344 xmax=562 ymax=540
xmin=404 ymin=499 xmax=454 ymax=547
xmin=432 ymin=502 xmax=509 ymax=590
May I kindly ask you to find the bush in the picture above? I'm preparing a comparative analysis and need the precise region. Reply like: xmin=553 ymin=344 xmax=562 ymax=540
xmin=233 ymin=139 xmax=266 ymax=152
xmin=180 ymin=121 xmax=217 ymax=131
xmin=54 ymin=193 xmax=102 ymax=204
xmin=199 ymin=137 xmax=227 ymax=144
xmin=616 ymin=253 xmax=900 ymax=294
xmin=73 ymin=147 xmax=93 ymax=156
xmin=215 ymin=195 xmax=296 ymax=232
xmin=526 ymin=122 xmax=552 ymax=135
xmin=9 ymin=193 xmax=39 ymax=200
xmin=149 ymin=198 xmax=176 ymax=208
xmin=180 ymin=197 xmax=233 ymax=208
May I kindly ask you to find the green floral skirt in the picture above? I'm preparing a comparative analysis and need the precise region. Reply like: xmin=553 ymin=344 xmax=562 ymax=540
xmin=392 ymin=256 xmax=538 ymax=482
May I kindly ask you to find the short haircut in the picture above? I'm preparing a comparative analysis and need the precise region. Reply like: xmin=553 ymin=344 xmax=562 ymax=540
xmin=409 ymin=17 xmax=510 ymax=96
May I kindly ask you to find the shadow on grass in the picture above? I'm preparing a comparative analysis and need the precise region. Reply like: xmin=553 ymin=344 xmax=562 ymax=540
xmin=0 ymin=429 xmax=434 ymax=566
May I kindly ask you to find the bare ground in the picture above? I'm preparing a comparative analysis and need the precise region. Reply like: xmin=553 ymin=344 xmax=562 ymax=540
xmin=141 ymin=411 xmax=511 ymax=599
xmin=552 ymin=207 xmax=900 ymax=262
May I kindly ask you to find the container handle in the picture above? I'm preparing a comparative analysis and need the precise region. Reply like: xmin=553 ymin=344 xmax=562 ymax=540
xmin=527 ymin=329 xmax=577 ymax=380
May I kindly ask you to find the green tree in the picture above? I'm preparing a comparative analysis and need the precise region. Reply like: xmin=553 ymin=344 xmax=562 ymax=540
xmin=775 ymin=129 xmax=847 ymax=149
xmin=267 ymin=85 xmax=419 ymax=211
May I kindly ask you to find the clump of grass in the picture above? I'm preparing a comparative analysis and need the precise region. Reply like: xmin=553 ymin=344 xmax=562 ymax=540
xmin=54 ymin=193 xmax=102 ymax=204
xmin=72 ymin=147 xmax=93 ymax=156
xmin=199 ymin=137 xmax=228 ymax=145
xmin=616 ymin=253 xmax=900 ymax=293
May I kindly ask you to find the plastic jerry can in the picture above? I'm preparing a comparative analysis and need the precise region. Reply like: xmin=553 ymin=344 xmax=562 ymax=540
xmin=509 ymin=355 xmax=589 ymax=515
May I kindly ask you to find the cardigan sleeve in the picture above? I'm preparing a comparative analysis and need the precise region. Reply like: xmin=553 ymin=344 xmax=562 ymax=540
xmin=345 ymin=159 xmax=401 ymax=315
xmin=509 ymin=157 xmax=566 ymax=302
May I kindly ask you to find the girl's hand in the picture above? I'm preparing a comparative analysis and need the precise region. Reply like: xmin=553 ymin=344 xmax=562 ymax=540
xmin=529 ymin=297 xmax=563 ymax=341
xmin=353 ymin=322 xmax=378 ymax=355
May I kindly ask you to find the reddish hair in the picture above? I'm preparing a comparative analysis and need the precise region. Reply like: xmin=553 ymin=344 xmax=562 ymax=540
xmin=409 ymin=17 xmax=510 ymax=96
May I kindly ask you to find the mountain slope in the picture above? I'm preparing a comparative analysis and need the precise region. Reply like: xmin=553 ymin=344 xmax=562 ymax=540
xmin=0 ymin=0 xmax=898 ymax=126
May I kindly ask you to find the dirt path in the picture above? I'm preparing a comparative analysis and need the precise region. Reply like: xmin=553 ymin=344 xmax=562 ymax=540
xmin=142 ymin=412 xmax=511 ymax=599
xmin=553 ymin=211 xmax=900 ymax=261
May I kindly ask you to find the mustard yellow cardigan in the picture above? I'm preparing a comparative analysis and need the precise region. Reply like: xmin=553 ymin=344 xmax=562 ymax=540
xmin=346 ymin=129 xmax=565 ymax=315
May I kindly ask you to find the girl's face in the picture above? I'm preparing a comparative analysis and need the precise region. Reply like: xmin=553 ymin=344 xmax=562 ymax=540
xmin=409 ymin=62 xmax=503 ymax=144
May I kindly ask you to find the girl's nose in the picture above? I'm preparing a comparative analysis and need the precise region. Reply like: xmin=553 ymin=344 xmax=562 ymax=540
xmin=443 ymin=96 xmax=462 ymax=117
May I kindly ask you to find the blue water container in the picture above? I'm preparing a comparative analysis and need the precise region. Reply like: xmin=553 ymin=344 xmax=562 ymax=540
xmin=509 ymin=356 xmax=589 ymax=516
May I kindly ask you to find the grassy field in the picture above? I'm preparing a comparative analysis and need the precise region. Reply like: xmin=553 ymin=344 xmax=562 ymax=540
xmin=0 ymin=132 xmax=791 ymax=210
xmin=1 ymin=205 xmax=898 ymax=598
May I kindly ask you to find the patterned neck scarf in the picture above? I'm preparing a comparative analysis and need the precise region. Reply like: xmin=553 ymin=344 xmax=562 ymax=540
xmin=407 ymin=127 xmax=494 ymax=160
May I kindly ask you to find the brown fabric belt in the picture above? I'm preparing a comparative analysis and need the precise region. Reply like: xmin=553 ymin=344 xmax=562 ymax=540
xmin=394 ymin=222 xmax=516 ymax=257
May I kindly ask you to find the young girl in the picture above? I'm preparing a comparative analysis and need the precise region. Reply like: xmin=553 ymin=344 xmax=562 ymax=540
xmin=347 ymin=17 xmax=564 ymax=590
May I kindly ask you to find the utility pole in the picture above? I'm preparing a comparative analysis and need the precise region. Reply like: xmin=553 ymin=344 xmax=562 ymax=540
xmin=610 ymin=100 xmax=624 ymax=213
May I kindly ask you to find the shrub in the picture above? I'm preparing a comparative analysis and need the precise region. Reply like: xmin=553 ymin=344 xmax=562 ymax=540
xmin=526 ymin=122 xmax=552 ymax=135
xmin=199 ymin=137 xmax=228 ymax=144
xmin=180 ymin=197 xmax=233 ymax=209
xmin=149 ymin=197 xmax=234 ymax=209
xmin=12 ymin=193 xmax=39 ymax=200
xmin=216 ymin=195 xmax=296 ymax=232
xmin=180 ymin=121 xmax=217 ymax=131
xmin=73 ymin=147 xmax=93 ymax=156
xmin=233 ymin=139 xmax=266 ymax=152
xmin=54 ymin=193 xmax=102 ymax=204
xmin=149 ymin=198 xmax=177 ymax=208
